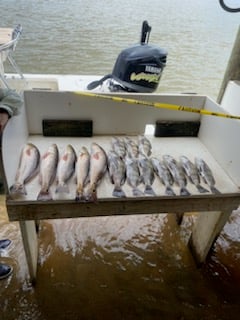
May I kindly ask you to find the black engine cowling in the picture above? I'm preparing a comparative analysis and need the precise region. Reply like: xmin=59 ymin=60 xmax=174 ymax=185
xmin=87 ymin=21 xmax=167 ymax=93
xmin=111 ymin=43 xmax=167 ymax=93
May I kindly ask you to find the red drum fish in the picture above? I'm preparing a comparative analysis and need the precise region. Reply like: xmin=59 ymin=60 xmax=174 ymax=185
xmin=10 ymin=143 xmax=40 ymax=195
xmin=55 ymin=144 xmax=76 ymax=194
xmin=75 ymin=146 xmax=90 ymax=201
xmin=37 ymin=144 xmax=59 ymax=201
xmin=85 ymin=143 xmax=107 ymax=201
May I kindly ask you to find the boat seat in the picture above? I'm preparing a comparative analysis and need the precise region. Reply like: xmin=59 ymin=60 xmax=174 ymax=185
xmin=0 ymin=24 xmax=25 ymax=89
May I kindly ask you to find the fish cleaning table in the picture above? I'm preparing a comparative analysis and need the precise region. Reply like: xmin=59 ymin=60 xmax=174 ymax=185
xmin=1 ymin=90 xmax=240 ymax=283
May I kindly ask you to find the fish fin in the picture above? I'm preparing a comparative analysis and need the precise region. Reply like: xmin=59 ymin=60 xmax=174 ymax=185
xmin=55 ymin=184 xmax=69 ymax=193
xmin=75 ymin=185 xmax=85 ymax=201
xmin=9 ymin=184 xmax=27 ymax=195
xmin=165 ymin=186 xmax=176 ymax=196
xmin=37 ymin=190 xmax=53 ymax=201
xmin=112 ymin=186 xmax=126 ymax=198
xmin=144 ymin=185 xmax=156 ymax=196
xmin=180 ymin=187 xmax=191 ymax=196
xmin=85 ymin=185 xmax=98 ymax=202
xmin=196 ymin=184 xmax=209 ymax=193
xmin=132 ymin=188 xmax=144 ymax=197
xmin=210 ymin=186 xmax=221 ymax=194
xmin=86 ymin=190 xmax=98 ymax=202
xmin=75 ymin=192 xmax=85 ymax=202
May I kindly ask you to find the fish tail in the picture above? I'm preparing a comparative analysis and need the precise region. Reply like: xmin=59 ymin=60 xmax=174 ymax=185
xmin=75 ymin=186 xmax=85 ymax=201
xmin=9 ymin=183 xmax=27 ymax=195
xmin=75 ymin=192 xmax=85 ymax=201
xmin=55 ymin=183 xmax=69 ymax=194
xmin=210 ymin=186 xmax=221 ymax=194
xmin=85 ymin=185 xmax=98 ymax=202
xmin=37 ymin=189 xmax=53 ymax=201
xmin=196 ymin=184 xmax=209 ymax=193
xmin=112 ymin=185 xmax=126 ymax=198
xmin=87 ymin=190 xmax=98 ymax=202
xmin=132 ymin=187 xmax=144 ymax=197
xmin=165 ymin=186 xmax=176 ymax=196
xmin=144 ymin=185 xmax=156 ymax=196
xmin=180 ymin=187 xmax=191 ymax=196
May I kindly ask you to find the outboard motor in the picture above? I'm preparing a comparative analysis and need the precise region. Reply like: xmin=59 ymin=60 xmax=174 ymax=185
xmin=87 ymin=21 xmax=167 ymax=93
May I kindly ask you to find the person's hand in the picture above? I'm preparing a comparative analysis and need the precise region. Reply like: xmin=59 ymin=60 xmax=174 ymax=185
xmin=0 ymin=112 xmax=9 ymax=133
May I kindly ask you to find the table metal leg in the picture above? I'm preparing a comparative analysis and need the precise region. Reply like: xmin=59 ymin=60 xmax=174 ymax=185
xmin=175 ymin=212 xmax=184 ymax=225
xmin=19 ymin=220 xmax=38 ymax=283
xmin=188 ymin=210 xmax=232 ymax=265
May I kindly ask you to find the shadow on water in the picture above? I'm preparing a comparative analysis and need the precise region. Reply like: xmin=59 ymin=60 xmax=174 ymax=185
xmin=1 ymin=195 xmax=240 ymax=319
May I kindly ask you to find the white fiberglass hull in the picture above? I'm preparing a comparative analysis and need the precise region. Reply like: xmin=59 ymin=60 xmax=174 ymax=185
xmin=4 ymin=73 xmax=104 ymax=92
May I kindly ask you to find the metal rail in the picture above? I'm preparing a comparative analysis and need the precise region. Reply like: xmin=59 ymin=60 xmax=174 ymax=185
xmin=0 ymin=24 xmax=24 ymax=89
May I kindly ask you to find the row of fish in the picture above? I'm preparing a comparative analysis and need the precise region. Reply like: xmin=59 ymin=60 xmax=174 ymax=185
xmin=10 ymin=142 xmax=107 ymax=201
xmin=111 ymin=135 xmax=152 ymax=158
xmin=9 ymin=136 xmax=220 ymax=201
xmin=109 ymin=136 xmax=220 ymax=197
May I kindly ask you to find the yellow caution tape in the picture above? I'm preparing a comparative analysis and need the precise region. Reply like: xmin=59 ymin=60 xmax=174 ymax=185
xmin=74 ymin=91 xmax=240 ymax=120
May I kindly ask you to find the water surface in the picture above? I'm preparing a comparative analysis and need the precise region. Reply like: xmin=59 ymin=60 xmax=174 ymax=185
xmin=1 ymin=0 xmax=239 ymax=99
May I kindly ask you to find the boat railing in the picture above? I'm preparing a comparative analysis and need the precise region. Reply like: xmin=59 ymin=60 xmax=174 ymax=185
xmin=0 ymin=24 xmax=25 ymax=89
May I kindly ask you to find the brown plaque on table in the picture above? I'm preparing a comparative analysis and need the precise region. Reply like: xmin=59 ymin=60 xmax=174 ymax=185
xmin=154 ymin=121 xmax=200 ymax=137
xmin=42 ymin=119 xmax=93 ymax=137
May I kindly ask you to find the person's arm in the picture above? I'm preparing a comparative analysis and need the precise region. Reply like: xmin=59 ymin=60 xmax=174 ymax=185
xmin=0 ymin=88 xmax=23 ymax=132
xmin=0 ymin=109 xmax=10 ymax=132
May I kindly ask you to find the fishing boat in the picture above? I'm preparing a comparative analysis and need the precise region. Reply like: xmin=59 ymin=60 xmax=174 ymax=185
xmin=1 ymin=21 xmax=167 ymax=94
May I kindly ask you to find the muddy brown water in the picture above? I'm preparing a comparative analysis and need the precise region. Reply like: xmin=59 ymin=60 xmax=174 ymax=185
xmin=1 ymin=0 xmax=240 ymax=100
xmin=1 ymin=194 xmax=240 ymax=319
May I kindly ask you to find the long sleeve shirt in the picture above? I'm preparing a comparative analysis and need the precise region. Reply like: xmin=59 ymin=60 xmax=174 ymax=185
xmin=0 ymin=88 xmax=23 ymax=117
